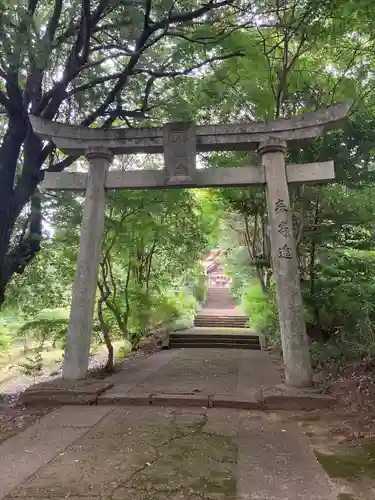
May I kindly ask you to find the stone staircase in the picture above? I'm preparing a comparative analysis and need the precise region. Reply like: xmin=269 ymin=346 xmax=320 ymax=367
xmin=167 ymin=286 xmax=262 ymax=350
xmin=193 ymin=287 xmax=249 ymax=328
xmin=194 ymin=314 xmax=248 ymax=328
xmin=168 ymin=330 xmax=261 ymax=349
xmin=203 ymin=287 xmax=237 ymax=309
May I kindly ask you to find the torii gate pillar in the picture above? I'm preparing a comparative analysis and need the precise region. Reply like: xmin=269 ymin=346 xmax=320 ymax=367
xmin=260 ymin=138 xmax=311 ymax=386
xmin=63 ymin=148 xmax=113 ymax=380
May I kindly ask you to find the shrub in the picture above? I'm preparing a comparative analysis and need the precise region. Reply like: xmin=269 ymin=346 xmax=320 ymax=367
xmin=18 ymin=347 xmax=43 ymax=378
xmin=240 ymin=281 xmax=279 ymax=344
xmin=311 ymin=312 xmax=375 ymax=371
xmin=192 ymin=273 xmax=208 ymax=304
xmin=303 ymin=250 xmax=375 ymax=335
xmin=0 ymin=324 xmax=11 ymax=354
xmin=17 ymin=318 xmax=69 ymax=349
xmin=115 ymin=340 xmax=132 ymax=361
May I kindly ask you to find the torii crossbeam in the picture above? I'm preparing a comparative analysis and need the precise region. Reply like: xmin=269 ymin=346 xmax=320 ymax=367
xmin=30 ymin=102 xmax=350 ymax=387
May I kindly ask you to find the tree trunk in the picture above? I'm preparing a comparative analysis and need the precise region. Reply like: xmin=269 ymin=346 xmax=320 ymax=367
xmin=309 ymin=198 xmax=325 ymax=341
xmin=0 ymin=116 xmax=42 ymax=306
xmin=97 ymin=296 xmax=114 ymax=373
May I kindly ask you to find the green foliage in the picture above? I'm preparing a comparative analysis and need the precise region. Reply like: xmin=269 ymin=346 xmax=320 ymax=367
xmin=115 ymin=341 xmax=132 ymax=362
xmin=18 ymin=318 xmax=68 ymax=348
xmin=0 ymin=324 xmax=11 ymax=354
xmin=311 ymin=316 xmax=375 ymax=371
xmin=4 ymin=0 xmax=375 ymax=374
xmin=192 ymin=271 xmax=208 ymax=304
xmin=224 ymin=247 xmax=257 ymax=299
xmin=0 ymin=0 xmax=241 ymax=303
xmin=240 ymin=282 xmax=279 ymax=343
xmin=303 ymin=250 xmax=375 ymax=333
xmin=17 ymin=308 xmax=70 ymax=349
xmin=4 ymin=241 xmax=74 ymax=316
xmin=18 ymin=347 xmax=43 ymax=378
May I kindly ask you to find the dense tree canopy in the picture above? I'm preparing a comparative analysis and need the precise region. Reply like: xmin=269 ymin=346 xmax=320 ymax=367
xmin=2 ymin=0 xmax=375 ymax=370
xmin=0 ymin=0 xmax=247 ymax=303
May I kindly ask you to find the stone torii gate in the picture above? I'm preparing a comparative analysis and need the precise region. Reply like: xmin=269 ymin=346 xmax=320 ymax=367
xmin=30 ymin=102 xmax=350 ymax=387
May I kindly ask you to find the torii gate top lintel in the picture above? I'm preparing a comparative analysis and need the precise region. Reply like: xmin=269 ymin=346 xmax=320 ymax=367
xmin=29 ymin=101 xmax=350 ymax=156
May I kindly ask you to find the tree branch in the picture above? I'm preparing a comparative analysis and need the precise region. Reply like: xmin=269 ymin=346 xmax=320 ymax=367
xmin=134 ymin=51 xmax=244 ymax=78
xmin=45 ymin=0 xmax=63 ymax=42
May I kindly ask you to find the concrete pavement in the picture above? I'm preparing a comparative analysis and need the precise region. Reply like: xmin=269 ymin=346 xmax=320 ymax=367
xmin=0 ymin=405 xmax=338 ymax=500
xmin=0 ymin=347 xmax=340 ymax=499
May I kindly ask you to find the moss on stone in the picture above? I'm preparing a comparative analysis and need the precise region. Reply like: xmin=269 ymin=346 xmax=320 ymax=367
xmin=316 ymin=440 xmax=375 ymax=480
xmin=128 ymin=416 xmax=237 ymax=499
xmin=337 ymin=494 xmax=356 ymax=500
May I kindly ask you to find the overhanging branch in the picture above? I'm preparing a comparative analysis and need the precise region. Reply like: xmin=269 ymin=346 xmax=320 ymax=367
xmin=134 ymin=51 xmax=244 ymax=78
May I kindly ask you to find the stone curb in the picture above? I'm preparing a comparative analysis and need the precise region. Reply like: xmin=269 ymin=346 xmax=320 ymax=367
xmin=20 ymin=393 xmax=98 ymax=405
xmin=19 ymin=382 xmax=114 ymax=406
xmin=19 ymin=388 xmax=337 ymax=411
xmin=110 ymin=393 xmax=334 ymax=411
xmin=151 ymin=394 xmax=209 ymax=407
xmin=263 ymin=394 xmax=337 ymax=411
xmin=212 ymin=393 xmax=264 ymax=410
xmin=97 ymin=393 xmax=151 ymax=406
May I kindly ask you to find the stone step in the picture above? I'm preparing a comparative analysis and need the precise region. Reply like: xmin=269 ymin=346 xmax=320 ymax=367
xmin=196 ymin=314 xmax=247 ymax=318
xmin=169 ymin=342 xmax=261 ymax=350
xmin=194 ymin=320 xmax=249 ymax=327
xmin=194 ymin=326 xmax=249 ymax=330
xmin=195 ymin=316 xmax=248 ymax=321
xmin=194 ymin=317 xmax=248 ymax=322
xmin=170 ymin=339 xmax=261 ymax=346
xmin=169 ymin=331 xmax=261 ymax=350
xmin=170 ymin=335 xmax=260 ymax=342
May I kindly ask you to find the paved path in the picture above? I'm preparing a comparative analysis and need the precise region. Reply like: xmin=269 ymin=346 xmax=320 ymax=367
xmin=0 ymin=406 xmax=337 ymax=499
xmin=0 ymin=348 xmax=338 ymax=499
xmin=107 ymin=348 xmax=281 ymax=397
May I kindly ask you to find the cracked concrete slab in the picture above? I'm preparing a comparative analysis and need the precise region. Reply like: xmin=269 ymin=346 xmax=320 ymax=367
xmin=128 ymin=349 xmax=242 ymax=395
xmin=2 ymin=406 xmax=338 ymax=500
xmin=105 ymin=349 xmax=180 ymax=395
xmin=237 ymin=412 xmax=337 ymax=500
xmin=0 ymin=425 xmax=88 ymax=499
xmin=5 ymin=407 xmax=237 ymax=500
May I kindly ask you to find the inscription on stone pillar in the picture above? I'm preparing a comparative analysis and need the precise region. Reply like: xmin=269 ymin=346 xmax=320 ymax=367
xmin=163 ymin=122 xmax=196 ymax=185
xmin=274 ymin=198 xmax=293 ymax=257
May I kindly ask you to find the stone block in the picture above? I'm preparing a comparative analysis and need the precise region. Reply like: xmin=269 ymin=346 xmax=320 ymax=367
xmin=26 ymin=378 xmax=113 ymax=394
xmin=97 ymin=393 xmax=151 ymax=406
xmin=19 ymin=380 xmax=114 ymax=406
xmin=264 ymin=394 xmax=337 ymax=411
xmin=151 ymin=393 xmax=209 ymax=408
xmin=163 ymin=122 xmax=196 ymax=185
xmin=212 ymin=391 xmax=263 ymax=410
xmin=258 ymin=333 xmax=267 ymax=350
xmin=161 ymin=335 xmax=170 ymax=349
xmin=21 ymin=393 xmax=97 ymax=406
